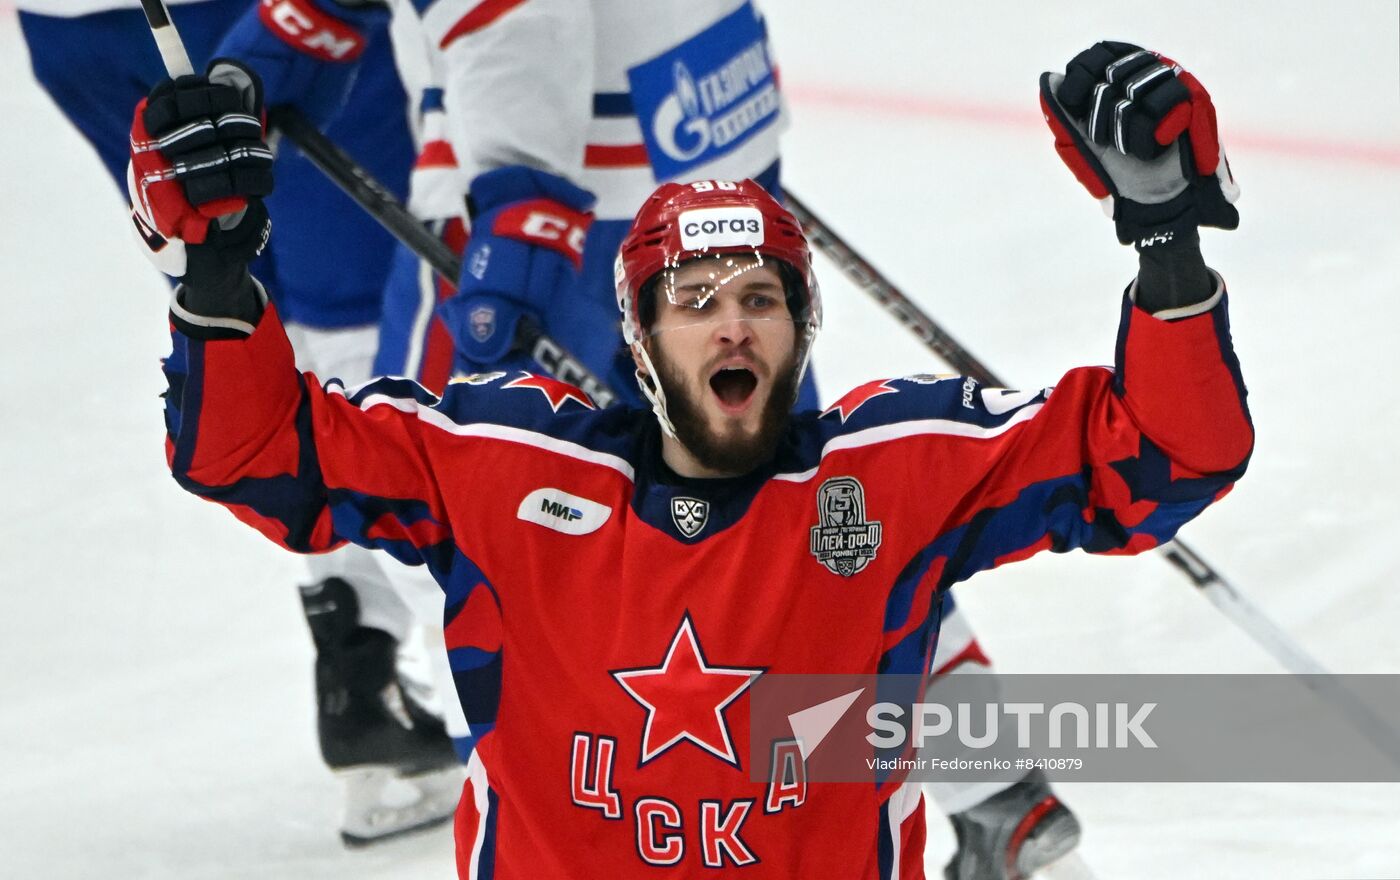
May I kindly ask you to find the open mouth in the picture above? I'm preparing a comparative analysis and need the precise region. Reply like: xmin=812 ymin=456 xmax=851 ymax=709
xmin=709 ymin=366 xmax=758 ymax=411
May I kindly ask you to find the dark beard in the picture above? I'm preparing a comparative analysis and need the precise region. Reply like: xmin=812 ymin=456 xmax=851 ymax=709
xmin=651 ymin=345 xmax=797 ymax=476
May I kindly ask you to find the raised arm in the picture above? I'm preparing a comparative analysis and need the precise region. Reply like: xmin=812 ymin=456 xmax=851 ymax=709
xmin=917 ymin=42 xmax=1251 ymax=581
xmin=130 ymin=60 xmax=454 ymax=566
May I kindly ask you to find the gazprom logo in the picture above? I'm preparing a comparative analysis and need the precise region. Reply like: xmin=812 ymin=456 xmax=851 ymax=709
xmin=678 ymin=206 xmax=765 ymax=250
xmin=649 ymin=42 xmax=777 ymax=165
xmin=627 ymin=4 xmax=780 ymax=178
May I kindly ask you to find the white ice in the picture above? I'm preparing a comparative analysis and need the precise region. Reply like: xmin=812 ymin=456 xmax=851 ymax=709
xmin=1 ymin=1 xmax=1398 ymax=877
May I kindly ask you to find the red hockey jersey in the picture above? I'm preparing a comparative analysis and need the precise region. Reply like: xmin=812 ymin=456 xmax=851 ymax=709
xmin=162 ymin=282 xmax=1251 ymax=878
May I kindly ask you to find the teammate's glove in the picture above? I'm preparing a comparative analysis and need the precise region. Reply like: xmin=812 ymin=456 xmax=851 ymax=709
xmin=436 ymin=166 xmax=595 ymax=369
xmin=128 ymin=59 xmax=273 ymax=332
xmin=1040 ymin=41 xmax=1239 ymax=249
xmin=213 ymin=0 xmax=389 ymax=126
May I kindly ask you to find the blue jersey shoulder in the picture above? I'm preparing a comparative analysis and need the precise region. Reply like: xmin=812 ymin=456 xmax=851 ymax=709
xmin=341 ymin=370 xmax=643 ymax=464
xmin=783 ymin=374 xmax=1055 ymax=468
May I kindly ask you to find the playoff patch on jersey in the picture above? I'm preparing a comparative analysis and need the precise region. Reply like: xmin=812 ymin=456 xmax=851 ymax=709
xmin=626 ymin=1 xmax=781 ymax=180
xmin=809 ymin=477 xmax=883 ymax=577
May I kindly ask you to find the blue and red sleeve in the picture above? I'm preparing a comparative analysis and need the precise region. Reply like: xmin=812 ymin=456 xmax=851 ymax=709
xmin=940 ymin=285 xmax=1252 ymax=578
xmin=163 ymin=304 xmax=452 ymax=560
xmin=874 ymin=285 xmax=1251 ymax=725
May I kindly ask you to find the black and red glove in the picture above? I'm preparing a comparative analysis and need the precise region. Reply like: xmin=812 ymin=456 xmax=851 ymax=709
xmin=128 ymin=59 xmax=274 ymax=331
xmin=1040 ymin=41 xmax=1239 ymax=249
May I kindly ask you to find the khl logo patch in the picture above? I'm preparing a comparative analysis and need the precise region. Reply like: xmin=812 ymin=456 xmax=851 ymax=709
xmin=670 ymin=497 xmax=710 ymax=538
xmin=809 ymin=477 xmax=882 ymax=577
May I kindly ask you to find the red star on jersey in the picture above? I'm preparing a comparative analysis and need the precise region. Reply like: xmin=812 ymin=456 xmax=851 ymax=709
xmin=821 ymin=379 xmax=900 ymax=423
xmin=611 ymin=614 xmax=764 ymax=769
xmin=503 ymin=372 xmax=596 ymax=412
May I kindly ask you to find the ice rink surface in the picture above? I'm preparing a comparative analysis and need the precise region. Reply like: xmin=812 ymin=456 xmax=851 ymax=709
xmin=2 ymin=1 xmax=1398 ymax=877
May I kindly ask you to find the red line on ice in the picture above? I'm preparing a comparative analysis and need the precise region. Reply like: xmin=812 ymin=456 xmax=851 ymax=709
xmin=785 ymin=83 xmax=1400 ymax=170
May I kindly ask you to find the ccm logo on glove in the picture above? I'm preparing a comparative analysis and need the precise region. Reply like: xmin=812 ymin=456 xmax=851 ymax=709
xmin=258 ymin=0 xmax=367 ymax=61
xmin=493 ymin=200 xmax=591 ymax=266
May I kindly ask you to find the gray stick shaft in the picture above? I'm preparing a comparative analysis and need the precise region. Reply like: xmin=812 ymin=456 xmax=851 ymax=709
xmin=265 ymin=107 xmax=619 ymax=407
xmin=784 ymin=192 xmax=1004 ymax=385
xmin=1196 ymin=578 xmax=1400 ymax=767
xmin=129 ymin=5 xmax=617 ymax=407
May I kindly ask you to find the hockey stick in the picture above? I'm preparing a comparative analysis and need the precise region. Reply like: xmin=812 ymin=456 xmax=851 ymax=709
xmin=138 ymin=0 xmax=194 ymax=76
xmin=137 ymin=0 xmax=617 ymax=407
xmin=784 ymin=190 xmax=1400 ymax=767
xmin=265 ymin=107 xmax=618 ymax=407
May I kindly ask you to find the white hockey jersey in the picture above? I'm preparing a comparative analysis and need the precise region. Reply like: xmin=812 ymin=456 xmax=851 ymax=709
xmin=392 ymin=0 xmax=787 ymax=220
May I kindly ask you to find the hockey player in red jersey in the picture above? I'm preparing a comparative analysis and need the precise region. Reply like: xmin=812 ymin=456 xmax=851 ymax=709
xmin=132 ymin=40 xmax=1249 ymax=878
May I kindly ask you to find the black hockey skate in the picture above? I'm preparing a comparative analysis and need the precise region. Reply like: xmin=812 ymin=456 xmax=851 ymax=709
xmin=944 ymin=770 xmax=1081 ymax=880
xmin=300 ymin=577 xmax=463 ymax=846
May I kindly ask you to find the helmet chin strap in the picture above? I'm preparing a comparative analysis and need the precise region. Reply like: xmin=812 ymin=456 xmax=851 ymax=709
xmin=793 ymin=323 xmax=817 ymax=394
xmin=631 ymin=342 xmax=678 ymax=439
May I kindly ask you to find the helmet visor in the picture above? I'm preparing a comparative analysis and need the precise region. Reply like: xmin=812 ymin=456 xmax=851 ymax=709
xmin=641 ymin=251 xmax=815 ymax=339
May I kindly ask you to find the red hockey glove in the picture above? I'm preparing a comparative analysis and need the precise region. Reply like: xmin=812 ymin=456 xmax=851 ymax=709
xmin=1040 ymin=41 xmax=1239 ymax=249
xmin=127 ymin=59 xmax=273 ymax=292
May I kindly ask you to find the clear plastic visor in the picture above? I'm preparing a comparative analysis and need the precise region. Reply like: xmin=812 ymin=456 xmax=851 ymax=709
xmin=641 ymin=251 xmax=809 ymax=339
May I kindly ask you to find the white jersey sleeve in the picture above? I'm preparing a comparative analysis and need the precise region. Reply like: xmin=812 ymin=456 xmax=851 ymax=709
xmin=391 ymin=0 xmax=786 ymax=222
xmin=419 ymin=0 xmax=594 ymax=185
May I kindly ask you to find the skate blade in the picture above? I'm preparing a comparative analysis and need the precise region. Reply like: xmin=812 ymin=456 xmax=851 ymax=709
xmin=337 ymin=765 xmax=464 ymax=847
xmin=340 ymin=811 xmax=453 ymax=848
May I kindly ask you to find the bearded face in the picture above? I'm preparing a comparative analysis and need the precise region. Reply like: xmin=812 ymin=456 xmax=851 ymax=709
xmin=638 ymin=254 xmax=802 ymax=477
xmin=649 ymin=337 xmax=798 ymax=475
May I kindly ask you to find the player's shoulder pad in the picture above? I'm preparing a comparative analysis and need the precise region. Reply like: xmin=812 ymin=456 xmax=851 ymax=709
xmin=331 ymin=370 xmax=638 ymax=458
xmin=803 ymin=373 xmax=1056 ymax=445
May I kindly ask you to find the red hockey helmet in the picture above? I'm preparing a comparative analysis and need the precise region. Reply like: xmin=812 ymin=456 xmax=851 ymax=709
xmin=615 ymin=178 xmax=820 ymax=346
xmin=613 ymin=176 xmax=817 ymax=430
xmin=614 ymin=179 xmax=821 ymax=431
